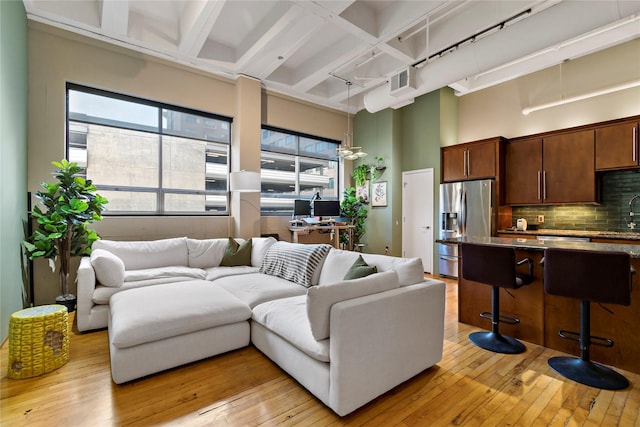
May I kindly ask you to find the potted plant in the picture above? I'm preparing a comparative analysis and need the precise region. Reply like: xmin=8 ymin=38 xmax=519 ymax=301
xmin=23 ymin=159 xmax=108 ymax=312
xmin=352 ymin=164 xmax=369 ymax=187
xmin=340 ymin=187 xmax=368 ymax=248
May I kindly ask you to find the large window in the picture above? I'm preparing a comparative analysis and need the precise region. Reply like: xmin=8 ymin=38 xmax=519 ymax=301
xmin=67 ymin=85 xmax=232 ymax=214
xmin=260 ymin=127 xmax=340 ymax=215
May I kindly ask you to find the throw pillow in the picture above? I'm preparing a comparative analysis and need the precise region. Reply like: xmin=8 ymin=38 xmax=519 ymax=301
xmin=260 ymin=241 xmax=331 ymax=287
xmin=220 ymin=238 xmax=252 ymax=267
xmin=90 ymin=249 xmax=125 ymax=287
xmin=306 ymin=270 xmax=399 ymax=340
xmin=343 ymin=254 xmax=377 ymax=280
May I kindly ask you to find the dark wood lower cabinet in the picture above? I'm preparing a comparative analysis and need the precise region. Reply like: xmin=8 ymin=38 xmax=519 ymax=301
xmin=459 ymin=248 xmax=640 ymax=375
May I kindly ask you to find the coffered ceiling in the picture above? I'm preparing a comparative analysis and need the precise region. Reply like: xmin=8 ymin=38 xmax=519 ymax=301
xmin=23 ymin=0 xmax=640 ymax=114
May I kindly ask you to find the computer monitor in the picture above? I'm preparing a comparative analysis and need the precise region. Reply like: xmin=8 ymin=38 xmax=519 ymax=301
xmin=293 ymin=199 xmax=312 ymax=216
xmin=313 ymin=200 xmax=341 ymax=218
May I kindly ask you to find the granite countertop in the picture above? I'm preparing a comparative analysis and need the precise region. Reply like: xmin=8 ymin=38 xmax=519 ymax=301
xmin=436 ymin=236 xmax=640 ymax=258
xmin=497 ymin=228 xmax=640 ymax=241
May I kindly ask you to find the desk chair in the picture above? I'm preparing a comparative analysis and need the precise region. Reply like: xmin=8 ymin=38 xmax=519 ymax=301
xmin=542 ymin=248 xmax=633 ymax=390
xmin=461 ymin=243 xmax=533 ymax=354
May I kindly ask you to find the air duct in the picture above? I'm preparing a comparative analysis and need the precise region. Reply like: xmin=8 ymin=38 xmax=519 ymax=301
xmin=364 ymin=0 xmax=640 ymax=113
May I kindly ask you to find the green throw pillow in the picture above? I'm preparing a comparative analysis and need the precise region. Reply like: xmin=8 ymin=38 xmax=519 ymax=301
xmin=220 ymin=238 xmax=252 ymax=267
xmin=343 ymin=255 xmax=377 ymax=280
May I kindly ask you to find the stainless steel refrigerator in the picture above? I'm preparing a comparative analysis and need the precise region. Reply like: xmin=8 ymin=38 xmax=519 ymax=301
xmin=438 ymin=179 xmax=495 ymax=278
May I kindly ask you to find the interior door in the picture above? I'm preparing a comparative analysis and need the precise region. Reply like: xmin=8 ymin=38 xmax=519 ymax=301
xmin=402 ymin=168 xmax=433 ymax=273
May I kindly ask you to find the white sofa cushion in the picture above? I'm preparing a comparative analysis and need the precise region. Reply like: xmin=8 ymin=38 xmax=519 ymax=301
xmin=260 ymin=242 xmax=331 ymax=287
xmin=307 ymin=270 xmax=399 ymax=340
xmin=124 ymin=266 xmax=206 ymax=282
xmin=93 ymin=276 xmax=197 ymax=304
xmin=205 ymin=266 xmax=259 ymax=281
xmin=214 ymin=272 xmax=307 ymax=308
xmin=251 ymin=237 xmax=277 ymax=267
xmin=186 ymin=238 xmax=228 ymax=268
xmin=318 ymin=249 xmax=424 ymax=287
xmin=90 ymin=249 xmax=125 ymax=287
xmin=93 ymin=237 xmax=189 ymax=270
xmin=109 ymin=280 xmax=252 ymax=349
xmin=252 ymin=295 xmax=330 ymax=362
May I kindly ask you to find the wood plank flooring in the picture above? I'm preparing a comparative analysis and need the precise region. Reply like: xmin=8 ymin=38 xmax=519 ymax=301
xmin=2 ymin=276 xmax=639 ymax=426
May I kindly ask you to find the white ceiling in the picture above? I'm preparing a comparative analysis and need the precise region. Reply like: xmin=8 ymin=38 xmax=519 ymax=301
xmin=23 ymin=0 xmax=640 ymax=114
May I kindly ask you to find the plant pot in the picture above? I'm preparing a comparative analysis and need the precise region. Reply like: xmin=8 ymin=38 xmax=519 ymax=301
xmin=56 ymin=293 xmax=77 ymax=313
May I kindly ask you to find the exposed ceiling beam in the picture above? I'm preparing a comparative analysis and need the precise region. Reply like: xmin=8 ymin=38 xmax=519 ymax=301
xmin=178 ymin=0 xmax=226 ymax=57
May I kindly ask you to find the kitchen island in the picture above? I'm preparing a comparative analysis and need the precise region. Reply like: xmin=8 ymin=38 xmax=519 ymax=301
xmin=438 ymin=236 xmax=640 ymax=375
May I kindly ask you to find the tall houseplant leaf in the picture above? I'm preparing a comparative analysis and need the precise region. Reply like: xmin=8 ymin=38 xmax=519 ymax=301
xmin=23 ymin=160 xmax=108 ymax=308
xmin=340 ymin=187 xmax=368 ymax=247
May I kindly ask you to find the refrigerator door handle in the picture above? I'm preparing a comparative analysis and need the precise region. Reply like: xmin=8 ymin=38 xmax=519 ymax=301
xmin=460 ymin=188 xmax=467 ymax=236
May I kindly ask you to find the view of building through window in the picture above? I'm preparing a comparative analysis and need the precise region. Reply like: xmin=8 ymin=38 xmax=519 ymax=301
xmin=67 ymin=85 xmax=341 ymax=216
xmin=260 ymin=127 xmax=340 ymax=215
xmin=67 ymin=85 xmax=231 ymax=214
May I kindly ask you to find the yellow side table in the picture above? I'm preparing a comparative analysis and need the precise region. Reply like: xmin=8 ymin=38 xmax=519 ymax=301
xmin=7 ymin=305 xmax=70 ymax=379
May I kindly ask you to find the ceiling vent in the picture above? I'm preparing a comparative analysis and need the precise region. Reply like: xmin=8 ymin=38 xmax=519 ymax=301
xmin=390 ymin=67 xmax=416 ymax=96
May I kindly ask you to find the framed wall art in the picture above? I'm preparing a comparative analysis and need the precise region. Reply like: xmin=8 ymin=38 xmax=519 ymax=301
xmin=371 ymin=181 xmax=387 ymax=207
xmin=356 ymin=180 xmax=369 ymax=204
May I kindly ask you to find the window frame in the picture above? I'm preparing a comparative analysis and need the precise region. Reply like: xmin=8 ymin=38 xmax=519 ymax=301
xmin=260 ymin=125 xmax=341 ymax=216
xmin=65 ymin=83 xmax=233 ymax=216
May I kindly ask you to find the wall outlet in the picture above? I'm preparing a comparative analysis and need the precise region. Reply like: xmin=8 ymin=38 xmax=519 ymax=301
xmin=537 ymin=215 xmax=545 ymax=223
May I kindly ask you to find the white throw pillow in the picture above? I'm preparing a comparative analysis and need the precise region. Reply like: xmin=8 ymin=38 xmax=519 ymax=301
xmin=306 ymin=270 xmax=399 ymax=340
xmin=250 ymin=237 xmax=277 ymax=267
xmin=186 ymin=238 xmax=229 ymax=268
xmin=90 ymin=249 xmax=125 ymax=287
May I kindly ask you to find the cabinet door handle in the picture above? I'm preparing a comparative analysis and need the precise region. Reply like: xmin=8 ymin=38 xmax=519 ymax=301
xmin=463 ymin=150 xmax=468 ymax=176
xmin=537 ymin=171 xmax=541 ymax=201
xmin=543 ymin=170 xmax=547 ymax=200
xmin=466 ymin=150 xmax=471 ymax=176
xmin=633 ymin=127 xmax=637 ymax=162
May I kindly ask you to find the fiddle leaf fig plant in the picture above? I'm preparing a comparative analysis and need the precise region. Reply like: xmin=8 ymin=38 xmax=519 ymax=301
xmin=340 ymin=187 xmax=368 ymax=246
xmin=23 ymin=159 xmax=108 ymax=306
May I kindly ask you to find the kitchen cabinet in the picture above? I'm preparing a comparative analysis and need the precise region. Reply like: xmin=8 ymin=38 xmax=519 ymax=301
xmin=441 ymin=138 xmax=500 ymax=182
xmin=595 ymin=121 xmax=639 ymax=170
xmin=505 ymin=130 xmax=597 ymax=204
xmin=505 ymin=138 xmax=542 ymax=205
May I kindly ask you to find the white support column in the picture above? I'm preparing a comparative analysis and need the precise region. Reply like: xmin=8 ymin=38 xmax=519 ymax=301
xmin=231 ymin=76 xmax=262 ymax=239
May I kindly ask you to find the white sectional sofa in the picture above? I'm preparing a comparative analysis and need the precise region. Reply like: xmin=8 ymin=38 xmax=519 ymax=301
xmin=76 ymin=236 xmax=446 ymax=416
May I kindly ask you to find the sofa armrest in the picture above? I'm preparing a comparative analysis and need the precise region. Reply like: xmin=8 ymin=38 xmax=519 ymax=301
xmin=328 ymin=279 xmax=446 ymax=416
xmin=76 ymin=256 xmax=96 ymax=332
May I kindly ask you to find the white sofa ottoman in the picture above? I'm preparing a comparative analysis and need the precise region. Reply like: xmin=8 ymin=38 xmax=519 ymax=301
xmin=108 ymin=280 xmax=252 ymax=384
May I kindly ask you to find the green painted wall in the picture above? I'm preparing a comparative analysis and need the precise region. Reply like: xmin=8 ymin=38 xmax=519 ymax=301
xmin=352 ymin=109 xmax=399 ymax=255
xmin=353 ymin=88 xmax=457 ymax=272
xmin=0 ymin=0 xmax=29 ymax=342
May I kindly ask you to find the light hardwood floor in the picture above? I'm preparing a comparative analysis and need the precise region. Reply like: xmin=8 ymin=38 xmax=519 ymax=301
xmin=2 ymin=276 xmax=639 ymax=426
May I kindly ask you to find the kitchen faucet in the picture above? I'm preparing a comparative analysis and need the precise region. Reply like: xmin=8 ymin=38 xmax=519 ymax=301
xmin=629 ymin=194 xmax=640 ymax=229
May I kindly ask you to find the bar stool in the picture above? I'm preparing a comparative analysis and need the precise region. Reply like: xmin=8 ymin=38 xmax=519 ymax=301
xmin=460 ymin=243 xmax=533 ymax=354
xmin=542 ymin=248 xmax=633 ymax=390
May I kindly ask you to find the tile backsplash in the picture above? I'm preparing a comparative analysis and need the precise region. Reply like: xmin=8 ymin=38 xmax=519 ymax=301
xmin=512 ymin=170 xmax=640 ymax=232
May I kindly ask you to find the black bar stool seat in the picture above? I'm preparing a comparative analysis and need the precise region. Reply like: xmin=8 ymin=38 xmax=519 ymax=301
xmin=543 ymin=248 xmax=633 ymax=390
xmin=461 ymin=243 xmax=533 ymax=354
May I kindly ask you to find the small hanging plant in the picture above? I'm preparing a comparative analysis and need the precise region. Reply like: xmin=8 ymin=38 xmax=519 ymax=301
xmin=352 ymin=164 xmax=369 ymax=187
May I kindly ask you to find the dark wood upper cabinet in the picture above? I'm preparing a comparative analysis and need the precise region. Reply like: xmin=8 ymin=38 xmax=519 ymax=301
xmin=505 ymin=138 xmax=542 ymax=205
xmin=595 ymin=121 xmax=639 ymax=171
xmin=442 ymin=139 xmax=499 ymax=183
xmin=543 ymin=130 xmax=596 ymax=204
xmin=505 ymin=130 xmax=597 ymax=205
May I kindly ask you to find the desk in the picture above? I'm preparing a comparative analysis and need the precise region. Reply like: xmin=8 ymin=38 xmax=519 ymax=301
xmin=290 ymin=225 xmax=354 ymax=250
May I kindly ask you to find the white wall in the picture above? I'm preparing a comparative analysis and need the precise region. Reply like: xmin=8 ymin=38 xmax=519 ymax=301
xmin=458 ymin=39 xmax=640 ymax=142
